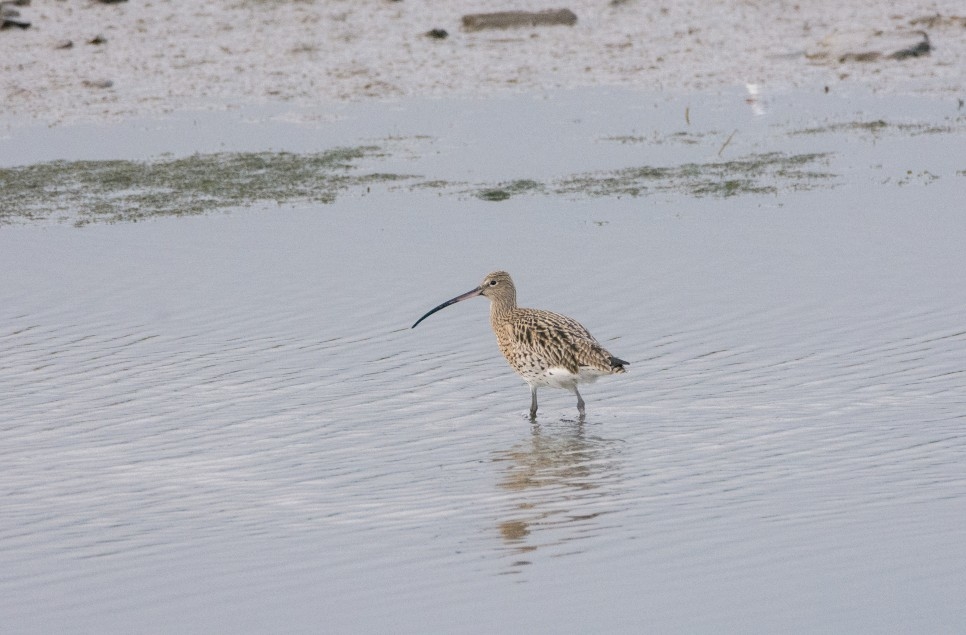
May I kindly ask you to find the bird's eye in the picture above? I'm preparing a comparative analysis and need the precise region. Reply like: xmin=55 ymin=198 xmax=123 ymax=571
xmin=489 ymin=280 xmax=498 ymax=286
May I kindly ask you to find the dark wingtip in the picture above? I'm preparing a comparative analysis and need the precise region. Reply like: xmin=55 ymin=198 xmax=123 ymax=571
xmin=610 ymin=356 xmax=629 ymax=371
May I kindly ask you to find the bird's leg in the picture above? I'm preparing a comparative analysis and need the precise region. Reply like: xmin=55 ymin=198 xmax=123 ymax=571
xmin=575 ymin=386 xmax=585 ymax=417
xmin=529 ymin=385 xmax=538 ymax=420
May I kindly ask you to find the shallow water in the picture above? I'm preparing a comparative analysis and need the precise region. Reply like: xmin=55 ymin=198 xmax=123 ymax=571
xmin=1 ymin=89 xmax=965 ymax=632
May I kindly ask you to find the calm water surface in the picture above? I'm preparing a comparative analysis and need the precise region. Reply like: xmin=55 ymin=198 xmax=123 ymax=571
xmin=1 ymin=90 xmax=965 ymax=632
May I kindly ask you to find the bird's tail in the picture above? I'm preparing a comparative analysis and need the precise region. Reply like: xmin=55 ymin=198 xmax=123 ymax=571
xmin=610 ymin=356 xmax=628 ymax=373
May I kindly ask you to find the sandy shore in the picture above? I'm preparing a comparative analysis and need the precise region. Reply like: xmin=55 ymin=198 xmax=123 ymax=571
xmin=2 ymin=0 xmax=965 ymax=124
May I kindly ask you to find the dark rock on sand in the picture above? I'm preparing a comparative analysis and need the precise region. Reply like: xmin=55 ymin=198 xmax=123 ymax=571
xmin=889 ymin=33 xmax=931 ymax=60
xmin=1 ymin=2 xmax=29 ymax=30
xmin=462 ymin=9 xmax=577 ymax=32
xmin=806 ymin=29 xmax=931 ymax=64
xmin=0 ymin=17 xmax=29 ymax=29
xmin=425 ymin=28 xmax=448 ymax=39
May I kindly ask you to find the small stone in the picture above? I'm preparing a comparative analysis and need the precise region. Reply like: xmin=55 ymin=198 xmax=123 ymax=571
xmin=87 ymin=34 xmax=107 ymax=45
xmin=425 ymin=28 xmax=448 ymax=39
xmin=55 ymin=39 xmax=73 ymax=49
xmin=889 ymin=34 xmax=930 ymax=60
xmin=0 ymin=18 xmax=29 ymax=29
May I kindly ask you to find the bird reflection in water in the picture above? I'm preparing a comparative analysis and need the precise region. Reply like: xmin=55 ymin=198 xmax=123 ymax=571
xmin=493 ymin=420 xmax=622 ymax=570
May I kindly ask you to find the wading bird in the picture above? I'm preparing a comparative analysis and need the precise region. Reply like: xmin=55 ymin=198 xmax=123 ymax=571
xmin=412 ymin=271 xmax=627 ymax=418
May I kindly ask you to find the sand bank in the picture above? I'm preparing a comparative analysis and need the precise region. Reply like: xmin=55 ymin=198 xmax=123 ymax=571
xmin=2 ymin=0 xmax=965 ymax=124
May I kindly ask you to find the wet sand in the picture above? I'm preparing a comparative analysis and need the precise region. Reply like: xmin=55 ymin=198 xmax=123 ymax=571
xmin=2 ymin=0 xmax=965 ymax=124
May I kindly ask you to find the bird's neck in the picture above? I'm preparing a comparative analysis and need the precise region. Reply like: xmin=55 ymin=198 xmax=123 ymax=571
xmin=489 ymin=297 xmax=516 ymax=327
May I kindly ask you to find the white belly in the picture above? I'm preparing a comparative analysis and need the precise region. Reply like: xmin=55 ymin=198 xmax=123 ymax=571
xmin=523 ymin=366 xmax=608 ymax=390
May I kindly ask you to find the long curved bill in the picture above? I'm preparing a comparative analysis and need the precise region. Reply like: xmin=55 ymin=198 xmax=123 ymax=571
xmin=411 ymin=286 xmax=483 ymax=328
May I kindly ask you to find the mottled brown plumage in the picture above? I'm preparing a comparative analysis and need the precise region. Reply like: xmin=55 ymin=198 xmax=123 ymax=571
xmin=412 ymin=271 xmax=627 ymax=418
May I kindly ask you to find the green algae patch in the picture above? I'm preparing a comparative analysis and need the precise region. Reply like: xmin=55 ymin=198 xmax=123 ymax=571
xmin=0 ymin=146 xmax=837 ymax=226
xmin=476 ymin=179 xmax=544 ymax=202
xmin=790 ymin=119 xmax=956 ymax=137
xmin=602 ymin=131 xmax=707 ymax=146
xmin=555 ymin=152 xmax=835 ymax=198
xmin=0 ymin=146 xmax=412 ymax=225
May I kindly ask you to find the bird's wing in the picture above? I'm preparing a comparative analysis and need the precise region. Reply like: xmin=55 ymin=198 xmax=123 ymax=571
xmin=511 ymin=309 xmax=614 ymax=374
